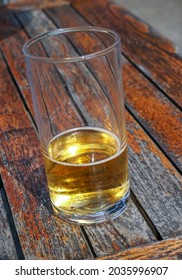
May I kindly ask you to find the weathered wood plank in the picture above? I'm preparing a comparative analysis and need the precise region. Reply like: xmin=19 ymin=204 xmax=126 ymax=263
xmin=83 ymin=110 xmax=182 ymax=257
xmin=99 ymin=237 xmax=182 ymax=260
xmin=0 ymin=0 xmax=68 ymax=14
xmin=1 ymin=8 xmax=181 ymax=259
xmin=0 ymin=51 xmax=93 ymax=259
xmin=70 ymin=0 xmax=182 ymax=109
xmin=126 ymin=112 xmax=182 ymax=240
xmin=0 ymin=13 xmax=34 ymax=116
xmin=123 ymin=58 xmax=182 ymax=171
xmin=0 ymin=189 xmax=18 ymax=260
xmin=45 ymin=4 xmax=182 ymax=171
xmin=82 ymin=200 xmax=156 ymax=257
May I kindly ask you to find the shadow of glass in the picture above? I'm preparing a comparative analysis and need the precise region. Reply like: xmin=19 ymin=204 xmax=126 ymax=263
xmin=23 ymin=163 xmax=54 ymax=215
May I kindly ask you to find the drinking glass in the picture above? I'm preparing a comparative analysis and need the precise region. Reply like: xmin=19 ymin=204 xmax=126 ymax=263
xmin=23 ymin=26 xmax=129 ymax=224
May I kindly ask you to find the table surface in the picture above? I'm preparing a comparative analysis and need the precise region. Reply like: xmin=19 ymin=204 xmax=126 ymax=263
xmin=0 ymin=0 xmax=182 ymax=260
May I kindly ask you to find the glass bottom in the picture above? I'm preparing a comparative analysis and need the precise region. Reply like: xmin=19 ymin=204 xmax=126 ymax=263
xmin=52 ymin=190 xmax=130 ymax=225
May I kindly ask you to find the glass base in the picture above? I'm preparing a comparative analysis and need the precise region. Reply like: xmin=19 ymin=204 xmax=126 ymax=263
xmin=52 ymin=190 xmax=130 ymax=225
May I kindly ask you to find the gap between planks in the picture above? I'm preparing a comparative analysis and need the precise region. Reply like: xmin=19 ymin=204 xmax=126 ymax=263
xmin=130 ymin=190 xmax=163 ymax=241
xmin=0 ymin=49 xmax=37 ymax=132
xmin=0 ymin=176 xmax=25 ymax=260
xmin=2 ymin=8 xmax=181 ymax=258
xmin=126 ymin=103 xmax=182 ymax=175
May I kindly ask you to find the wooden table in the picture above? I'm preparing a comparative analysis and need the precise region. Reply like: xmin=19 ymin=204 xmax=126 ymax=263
xmin=0 ymin=0 xmax=182 ymax=260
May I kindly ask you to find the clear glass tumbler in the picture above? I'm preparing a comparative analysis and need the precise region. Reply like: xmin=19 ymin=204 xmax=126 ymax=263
xmin=23 ymin=26 xmax=129 ymax=224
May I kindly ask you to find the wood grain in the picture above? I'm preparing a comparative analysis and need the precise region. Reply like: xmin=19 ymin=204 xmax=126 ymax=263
xmin=99 ymin=237 xmax=182 ymax=260
xmin=45 ymin=4 xmax=182 ymax=171
xmin=0 ymin=0 xmax=68 ymax=14
xmin=70 ymin=0 xmax=182 ymax=109
xmin=126 ymin=112 xmax=182 ymax=239
xmin=123 ymin=58 xmax=182 ymax=171
xmin=0 ymin=12 xmax=34 ymax=115
xmin=0 ymin=51 xmax=93 ymax=259
xmin=82 ymin=200 xmax=156 ymax=257
xmin=0 ymin=189 xmax=18 ymax=259
xmin=0 ymin=6 xmax=182 ymax=259
xmin=83 ymin=110 xmax=182 ymax=256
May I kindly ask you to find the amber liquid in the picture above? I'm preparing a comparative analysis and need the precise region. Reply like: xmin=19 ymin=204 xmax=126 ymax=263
xmin=43 ymin=127 xmax=129 ymax=217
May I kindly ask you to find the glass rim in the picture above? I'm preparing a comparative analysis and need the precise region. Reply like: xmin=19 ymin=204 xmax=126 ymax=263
xmin=22 ymin=26 xmax=121 ymax=63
